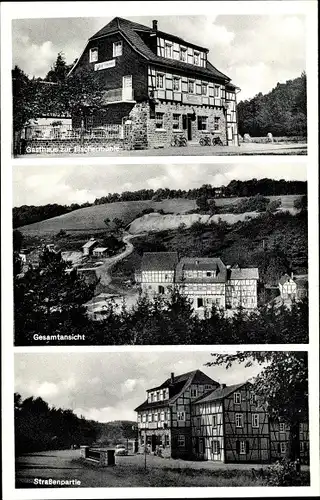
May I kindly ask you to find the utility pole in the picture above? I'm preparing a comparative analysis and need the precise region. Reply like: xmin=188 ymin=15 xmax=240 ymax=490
xmin=144 ymin=428 xmax=147 ymax=470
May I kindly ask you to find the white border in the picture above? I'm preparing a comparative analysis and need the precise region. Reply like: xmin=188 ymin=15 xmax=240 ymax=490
xmin=1 ymin=1 xmax=319 ymax=499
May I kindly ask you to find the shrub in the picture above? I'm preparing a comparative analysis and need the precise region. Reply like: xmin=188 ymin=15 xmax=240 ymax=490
xmin=266 ymin=199 xmax=281 ymax=213
xmin=265 ymin=459 xmax=303 ymax=486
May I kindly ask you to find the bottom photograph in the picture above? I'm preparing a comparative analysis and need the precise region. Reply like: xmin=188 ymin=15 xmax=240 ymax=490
xmin=14 ymin=350 xmax=309 ymax=489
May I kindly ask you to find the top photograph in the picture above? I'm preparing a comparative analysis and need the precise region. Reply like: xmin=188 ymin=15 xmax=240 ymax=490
xmin=12 ymin=14 xmax=307 ymax=158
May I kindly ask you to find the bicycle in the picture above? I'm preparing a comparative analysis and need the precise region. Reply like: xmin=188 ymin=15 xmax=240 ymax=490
xmin=212 ymin=135 xmax=223 ymax=146
xmin=199 ymin=135 xmax=211 ymax=146
xmin=171 ymin=134 xmax=187 ymax=147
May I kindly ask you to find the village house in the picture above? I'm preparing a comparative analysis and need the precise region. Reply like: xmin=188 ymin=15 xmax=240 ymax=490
xmin=278 ymin=273 xmax=308 ymax=302
xmin=135 ymin=370 xmax=309 ymax=464
xmin=69 ymin=17 xmax=239 ymax=149
xmin=135 ymin=252 xmax=259 ymax=315
xmin=82 ymin=237 xmax=99 ymax=256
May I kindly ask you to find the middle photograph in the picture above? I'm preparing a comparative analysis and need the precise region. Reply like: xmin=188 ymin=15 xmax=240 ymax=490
xmin=13 ymin=161 xmax=308 ymax=346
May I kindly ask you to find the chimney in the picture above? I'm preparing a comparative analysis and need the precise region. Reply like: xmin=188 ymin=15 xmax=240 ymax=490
xmin=220 ymin=383 xmax=226 ymax=389
xmin=170 ymin=372 xmax=175 ymax=384
xmin=152 ymin=20 xmax=158 ymax=31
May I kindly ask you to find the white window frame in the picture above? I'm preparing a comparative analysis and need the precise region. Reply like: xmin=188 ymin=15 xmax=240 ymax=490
xmin=198 ymin=115 xmax=208 ymax=131
xmin=239 ymin=440 xmax=246 ymax=455
xmin=180 ymin=46 xmax=187 ymax=62
xmin=204 ymin=384 xmax=212 ymax=390
xmin=142 ymin=413 xmax=146 ymax=423
xmin=113 ymin=41 xmax=123 ymax=57
xmin=188 ymin=79 xmax=195 ymax=94
xmin=148 ymin=413 xmax=152 ymax=422
xmin=201 ymin=83 xmax=208 ymax=96
xmin=178 ymin=434 xmax=185 ymax=447
xmin=89 ymin=47 xmax=98 ymax=63
xmin=194 ymin=51 xmax=200 ymax=65
xmin=234 ymin=392 xmax=241 ymax=404
xmin=177 ymin=411 xmax=185 ymax=421
xmin=235 ymin=413 xmax=243 ymax=428
xmin=156 ymin=73 xmax=164 ymax=89
xmin=214 ymin=85 xmax=220 ymax=98
xmin=155 ymin=112 xmax=164 ymax=130
xmin=172 ymin=113 xmax=181 ymax=130
xmin=250 ymin=392 xmax=256 ymax=405
xmin=165 ymin=42 xmax=173 ymax=59
xmin=214 ymin=116 xmax=221 ymax=131
xmin=172 ymin=76 xmax=181 ymax=92
xmin=252 ymin=413 xmax=259 ymax=428
xmin=190 ymin=387 xmax=198 ymax=398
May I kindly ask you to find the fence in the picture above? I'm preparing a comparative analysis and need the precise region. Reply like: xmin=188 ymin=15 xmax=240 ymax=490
xmin=23 ymin=124 xmax=124 ymax=141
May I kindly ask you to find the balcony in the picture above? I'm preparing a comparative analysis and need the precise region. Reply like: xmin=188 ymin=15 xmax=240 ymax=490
xmin=102 ymin=88 xmax=135 ymax=104
xmin=138 ymin=421 xmax=170 ymax=430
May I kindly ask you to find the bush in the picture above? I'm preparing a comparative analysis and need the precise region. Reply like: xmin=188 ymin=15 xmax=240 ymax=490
xmin=266 ymin=199 xmax=281 ymax=213
xmin=266 ymin=459 xmax=303 ymax=486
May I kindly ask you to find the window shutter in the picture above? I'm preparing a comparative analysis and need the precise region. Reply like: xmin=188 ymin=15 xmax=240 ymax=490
xmin=246 ymin=441 xmax=250 ymax=454
xmin=236 ymin=440 xmax=240 ymax=454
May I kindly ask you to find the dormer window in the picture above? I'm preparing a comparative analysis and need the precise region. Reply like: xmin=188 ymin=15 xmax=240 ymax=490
xmin=150 ymin=393 xmax=154 ymax=402
xmin=113 ymin=41 xmax=123 ymax=57
xmin=89 ymin=47 xmax=98 ymax=63
xmin=194 ymin=51 xmax=200 ymax=65
xmin=180 ymin=46 xmax=187 ymax=62
xmin=165 ymin=42 xmax=173 ymax=58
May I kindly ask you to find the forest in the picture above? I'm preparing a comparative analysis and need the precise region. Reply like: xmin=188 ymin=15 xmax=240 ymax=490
xmin=14 ymin=392 xmax=136 ymax=455
xmin=13 ymin=178 xmax=307 ymax=228
xmin=237 ymin=73 xmax=307 ymax=137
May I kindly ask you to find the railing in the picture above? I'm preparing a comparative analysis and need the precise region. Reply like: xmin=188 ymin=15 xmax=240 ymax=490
xmin=24 ymin=124 xmax=124 ymax=140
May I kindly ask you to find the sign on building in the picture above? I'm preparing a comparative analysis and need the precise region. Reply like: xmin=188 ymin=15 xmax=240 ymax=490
xmin=94 ymin=59 xmax=116 ymax=71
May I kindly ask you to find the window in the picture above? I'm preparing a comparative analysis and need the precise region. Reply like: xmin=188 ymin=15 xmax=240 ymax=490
xmin=177 ymin=411 xmax=185 ymax=421
xmin=156 ymin=391 xmax=160 ymax=401
xmin=173 ymin=77 xmax=181 ymax=92
xmin=212 ymin=440 xmax=220 ymax=454
xmin=214 ymin=86 xmax=220 ymax=97
xmin=196 ymin=417 xmax=201 ymax=429
xmin=178 ymin=435 xmax=185 ymax=447
xmin=156 ymin=73 xmax=164 ymax=89
xmin=155 ymin=112 xmax=164 ymax=129
xmin=142 ymin=414 xmax=146 ymax=423
xmin=197 ymin=298 xmax=204 ymax=308
xmin=151 ymin=413 xmax=155 ymax=422
xmin=172 ymin=114 xmax=181 ymax=130
xmin=214 ymin=117 xmax=220 ymax=131
xmin=280 ymin=442 xmax=286 ymax=454
xmin=194 ymin=51 xmax=200 ymax=65
xmin=212 ymin=415 xmax=217 ymax=428
xmin=180 ymin=47 xmax=187 ymax=61
xmin=89 ymin=47 xmax=98 ymax=63
xmin=138 ymin=414 xmax=141 ymax=422
xmin=148 ymin=413 xmax=152 ymax=422
xmin=279 ymin=423 xmax=285 ymax=432
xmin=165 ymin=42 xmax=172 ymax=58
xmin=150 ymin=393 xmax=154 ymax=402
xmin=201 ymin=83 xmax=208 ymax=95
xmin=252 ymin=414 xmax=259 ymax=428
xmin=204 ymin=385 xmax=212 ymax=390
xmin=188 ymin=79 xmax=195 ymax=93
xmin=250 ymin=392 xmax=256 ymax=405
xmin=206 ymin=271 xmax=211 ymax=277
xmin=239 ymin=440 xmax=246 ymax=455
xmin=113 ymin=41 xmax=123 ymax=57
xmin=191 ymin=388 xmax=198 ymax=398
xmin=197 ymin=116 xmax=208 ymax=131
xmin=165 ymin=435 xmax=170 ymax=447
xmin=235 ymin=413 xmax=243 ymax=428
xmin=234 ymin=393 xmax=241 ymax=404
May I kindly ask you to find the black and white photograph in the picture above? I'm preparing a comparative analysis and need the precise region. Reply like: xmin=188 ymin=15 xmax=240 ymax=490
xmin=14 ymin=350 xmax=309 ymax=488
xmin=12 ymin=14 xmax=307 ymax=157
xmin=13 ymin=162 xmax=308 ymax=346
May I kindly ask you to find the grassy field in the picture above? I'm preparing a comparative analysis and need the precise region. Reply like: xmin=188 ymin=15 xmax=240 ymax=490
xmin=18 ymin=195 xmax=302 ymax=237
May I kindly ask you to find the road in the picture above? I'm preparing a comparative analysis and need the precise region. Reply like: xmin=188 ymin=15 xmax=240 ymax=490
xmin=16 ymin=142 xmax=307 ymax=158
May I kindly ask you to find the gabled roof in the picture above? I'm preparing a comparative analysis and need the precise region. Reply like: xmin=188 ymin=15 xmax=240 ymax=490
xmin=229 ymin=268 xmax=259 ymax=280
xmin=175 ymin=257 xmax=227 ymax=283
xmin=134 ymin=369 xmax=218 ymax=412
xmin=140 ymin=252 xmax=179 ymax=271
xmin=82 ymin=238 xmax=98 ymax=249
xmin=77 ymin=17 xmax=231 ymax=83
xmin=193 ymin=382 xmax=247 ymax=404
xmin=279 ymin=273 xmax=293 ymax=285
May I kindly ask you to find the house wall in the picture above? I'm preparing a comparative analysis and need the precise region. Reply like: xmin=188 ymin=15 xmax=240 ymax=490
xmin=191 ymin=401 xmax=224 ymax=461
xmin=181 ymin=282 xmax=226 ymax=311
xmin=141 ymin=269 xmax=175 ymax=295
xmin=269 ymin=421 xmax=309 ymax=464
xmin=223 ymin=385 xmax=270 ymax=463
xmin=225 ymin=279 xmax=258 ymax=309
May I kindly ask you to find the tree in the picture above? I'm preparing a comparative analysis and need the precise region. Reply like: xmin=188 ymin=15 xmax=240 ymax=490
xmin=45 ymin=52 xmax=71 ymax=83
xmin=206 ymin=351 xmax=308 ymax=461
xmin=196 ymin=195 xmax=209 ymax=212
xmin=12 ymin=66 xmax=42 ymax=134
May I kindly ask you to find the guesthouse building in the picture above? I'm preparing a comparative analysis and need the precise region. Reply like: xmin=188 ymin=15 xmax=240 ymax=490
xmin=69 ymin=17 xmax=240 ymax=149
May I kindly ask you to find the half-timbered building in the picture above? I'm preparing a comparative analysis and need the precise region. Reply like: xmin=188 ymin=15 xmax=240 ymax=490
xmin=69 ymin=17 xmax=240 ymax=149
xmin=135 ymin=370 xmax=309 ymax=464
xmin=135 ymin=253 xmax=259 ymax=314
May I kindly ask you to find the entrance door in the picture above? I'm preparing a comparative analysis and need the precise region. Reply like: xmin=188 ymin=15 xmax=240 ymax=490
xmin=122 ymin=75 xmax=133 ymax=101
xmin=187 ymin=115 xmax=192 ymax=140
xmin=151 ymin=435 xmax=157 ymax=452
xmin=158 ymin=285 xmax=165 ymax=294
xmin=198 ymin=438 xmax=205 ymax=455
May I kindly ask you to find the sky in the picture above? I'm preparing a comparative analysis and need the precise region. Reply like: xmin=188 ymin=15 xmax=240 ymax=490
xmin=15 ymin=351 xmax=265 ymax=422
xmin=12 ymin=162 xmax=307 ymax=207
xmin=12 ymin=15 xmax=306 ymax=101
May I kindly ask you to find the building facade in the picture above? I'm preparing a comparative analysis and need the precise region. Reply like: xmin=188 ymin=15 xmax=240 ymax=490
xmin=135 ymin=253 xmax=259 ymax=315
xmin=70 ymin=17 xmax=240 ymax=149
xmin=135 ymin=370 xmax=309 ymax=464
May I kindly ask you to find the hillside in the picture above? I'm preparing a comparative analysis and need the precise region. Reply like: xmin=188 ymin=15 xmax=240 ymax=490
xmin=94 ymin=420 xmax=137 ymax=447
xmin=237 ymin=73 xmax=307 ymax=137
xmin=17 ymin=195 xmax=301 ymax=237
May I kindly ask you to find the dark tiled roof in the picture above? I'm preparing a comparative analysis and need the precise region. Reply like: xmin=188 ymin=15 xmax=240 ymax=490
xmin=134 ymin=370 xmax=218 ymax=412
xmin=141 ymin=252 xmax=179 ymax=271
xmin=193 ymin=382 xmax=246 ymax=404
xmin=279 ymin=274 xmax=292 ymax=285
xmin=89 ymin=17 xmax=231 ymax=83
xmin=176 ymin=257 xmax=227 ymax=283
xmin=229 ymin=268 xmax=259 ymax=280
